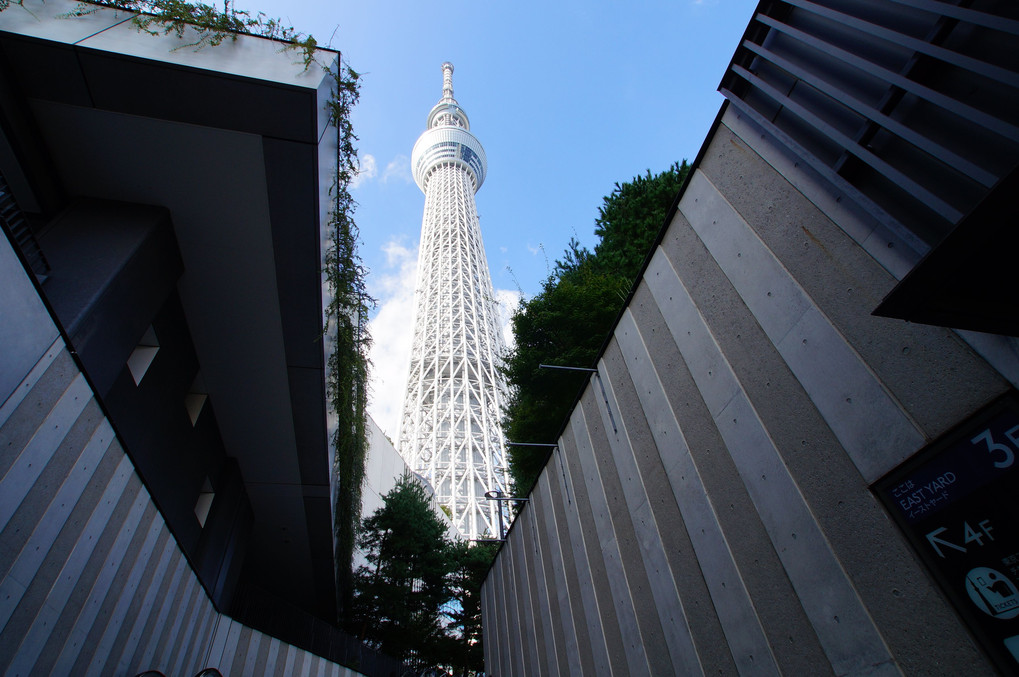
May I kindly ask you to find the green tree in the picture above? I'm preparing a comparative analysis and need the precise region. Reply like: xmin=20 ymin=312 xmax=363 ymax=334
xmin=502 ymin=259 xmax=628 ymax=493
xmin=502 ymin=161 xmax=689 ymax=494
xmin=353 ymin=475 xmax=452 ymax=666
xmin=592 ymin=160 xmax=690 ymax=280
xmin=443 ymin=541 xmax=498 ymax=676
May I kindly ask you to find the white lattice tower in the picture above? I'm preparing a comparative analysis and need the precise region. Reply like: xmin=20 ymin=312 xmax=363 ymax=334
xmin=399 ymin=62 xmax=510 ymax=541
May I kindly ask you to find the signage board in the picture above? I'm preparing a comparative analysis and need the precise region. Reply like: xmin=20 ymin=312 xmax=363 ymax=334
xmin=876 ymin=395 xmax=1019 ymax=675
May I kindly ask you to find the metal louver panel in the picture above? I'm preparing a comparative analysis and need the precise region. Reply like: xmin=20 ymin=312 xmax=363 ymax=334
xmin=720 ymin=0 xmax=1019 ymax=247
xmin=0 ymin=172 xmax=48 ymax=278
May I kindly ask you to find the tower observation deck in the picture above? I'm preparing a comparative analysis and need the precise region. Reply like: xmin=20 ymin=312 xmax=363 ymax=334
xmin=399 ymin=62 xmax=511 ymax=541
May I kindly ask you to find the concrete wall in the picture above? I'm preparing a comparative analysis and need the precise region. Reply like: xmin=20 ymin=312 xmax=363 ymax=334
xmin=359 ymin=419 xmax=461 ymax=572
xmin=0 ymin=232 xmax=362 ymax=677
xmin=362 ymin=420 xmax=409 ymax=526
xmin=481 ymin=105 xmax=1014 ymax=676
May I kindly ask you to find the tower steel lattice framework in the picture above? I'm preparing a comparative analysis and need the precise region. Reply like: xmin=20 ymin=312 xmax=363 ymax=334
xmin=399 ymin=62 xmax=511 ymax=541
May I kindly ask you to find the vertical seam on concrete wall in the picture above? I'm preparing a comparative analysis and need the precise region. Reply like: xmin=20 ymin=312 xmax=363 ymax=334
xmin=0 ymin=374 xmax=93 ymax=531
xmin=82 ymin=502 xmax=161 ymax=676
xmin=157 ymin=568 xmax=200 ymax=669
xmin=525 ymin=484 xmax=562 ymax=676
xmin=487 ymin=558 xmax=506 ymax=675
xmin=122 ymin=531 xmax=176 ymax=672
xmin=490 ymin=579 xmax=502 ymax=671
xmin=220 ymin=617 xmax=244 ymax=675
xmin=487 ymin=566 xmax=503 ymax=672
xmin=267 ymin=636 xmax=283 ymax=676
xmin=140 ymin=554 xmax=189 ymax=668
xmin=507 ymin=503 xmax=540 ymax=675
xmin=281 ymin=634 xmax=298 ymax=676
xmin=165 ymin=565 xmax=205 ymax=675
xmin=92 ymin=506 xmax=164 ymax=672
xmin=188 ymin=598 xmax=216 ymax=673
xmin=498 ymin=520 xmax=523 ymax=677
xmin=240 ymin=625 xmax=260 ymax=675
xmin=614 ymin=308 xmax=780 ymax=676
xmin=59 ymin=475 xmax=147 ymax=674
xmin=480 ymin=576 xmax=494 ymax=672
xmin=102 ymin=513 xmax=163 ymax=675
xmin=45 ymin=453 xmax=134 ymax=674
xmin=268 ymin=637 xmax=284 ymax=676
xmin=644 ymin=248 xmax=898 ymax=676
xmin=1 ymin=416 xmax=113 ymax=586
xmin=570 ymin=401 xmax=653 ymax=677
xmin=130 ymin=540 xmax=184 ymax=668
xmin=498 ymin=554 xmax=517 ymax=677
xmin=681 ymin=168 xmax=924 ymax=482
xmin=0 ymin=336 xmax=63 ymax=421
xmin=535 ymin=473 xmax=584 ymax=676
xmin=594 ymin=349 xmax=703 ymax=676
xmin=498 ymin=547 xmax=518 ymax=677
xmin=521 ymin=499 xmax=554 ymax=672
xmin=538 ymin=473 xmax=582 ymax=672
xmin=71 ymin=485 xmax=150 ymax=676
xmin=560 ymin=417 xmax=624 ymax=675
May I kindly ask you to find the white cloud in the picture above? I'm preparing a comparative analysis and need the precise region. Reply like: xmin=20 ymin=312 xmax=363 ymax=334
xmin=348 ymin=153 xmax=414 ymax=190
xmin=495 ymin=288 xmax=521 ymax=351
xmin=350 ymin=153 xmax=378 ymax=189
xmin=383 ymin=155 xmax=413 ymax=184
xmin=526 ymin=243 xmax=540 ymax=256
xmin=367 ymin=237 xmax=418 ymax=440
xmin=366 ymin=237 xmax=522 ymax=440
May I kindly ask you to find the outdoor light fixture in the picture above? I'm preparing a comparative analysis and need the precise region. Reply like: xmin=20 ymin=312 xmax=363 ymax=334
xmin=483 ymin=490 xmax=529 ymax=541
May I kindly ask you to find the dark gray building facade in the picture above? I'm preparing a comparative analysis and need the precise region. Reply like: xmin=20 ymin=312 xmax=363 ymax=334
xmin=482 ymin=1 xmax=1019 ymax=674
xmin=0 ymin=1 xmax=395 ymax=674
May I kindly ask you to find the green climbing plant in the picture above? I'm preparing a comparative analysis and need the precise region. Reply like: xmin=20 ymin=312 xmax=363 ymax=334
xmin=324 ymin=60 xmax=374 ymax=622
xmin=64 ymin=0 xmax=320 ymax=62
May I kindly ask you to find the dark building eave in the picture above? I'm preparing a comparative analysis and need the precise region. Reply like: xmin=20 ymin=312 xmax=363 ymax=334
xmin=874 ymin=164 xmax=1019 ymax=337
xmin=0 ymin=0 xmax=340 ymax=616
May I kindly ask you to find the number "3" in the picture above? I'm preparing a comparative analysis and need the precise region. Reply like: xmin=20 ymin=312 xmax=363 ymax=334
xmin=972 ymin=428 xmax=1015 ymax=469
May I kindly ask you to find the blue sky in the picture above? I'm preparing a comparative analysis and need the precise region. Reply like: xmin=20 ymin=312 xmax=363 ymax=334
xmin=236 ymin=0 xmax=759 ymax=435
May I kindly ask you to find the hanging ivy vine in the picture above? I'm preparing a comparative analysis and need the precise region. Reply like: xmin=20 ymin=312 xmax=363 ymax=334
xmin=62 ymin=0 xmax=321 ymax=61
xmin=323 ymin=60 xmax=374 ymax=622
xmin=6 ymin=0 xmax=374 ymax=622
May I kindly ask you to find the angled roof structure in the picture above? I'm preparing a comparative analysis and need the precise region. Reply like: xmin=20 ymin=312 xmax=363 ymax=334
xmin=1 ymin=0 xmax=341 ymax=627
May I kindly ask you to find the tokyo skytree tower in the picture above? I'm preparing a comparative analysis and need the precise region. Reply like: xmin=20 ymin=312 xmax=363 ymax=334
xmin=399 ymin=62 xmax=510 ymax=541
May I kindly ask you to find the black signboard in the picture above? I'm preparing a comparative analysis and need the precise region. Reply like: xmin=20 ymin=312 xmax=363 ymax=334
xmin=876 ymin=394 xmax=1019 ymax=675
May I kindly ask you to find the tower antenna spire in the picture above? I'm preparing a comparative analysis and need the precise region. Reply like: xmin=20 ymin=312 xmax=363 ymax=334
xmin=441 ymin=61 xmax=455 ymax=103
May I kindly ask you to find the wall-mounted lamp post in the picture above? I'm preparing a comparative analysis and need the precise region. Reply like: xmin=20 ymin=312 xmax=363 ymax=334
xmin=483 ymin=490 xmax=529 ymax=541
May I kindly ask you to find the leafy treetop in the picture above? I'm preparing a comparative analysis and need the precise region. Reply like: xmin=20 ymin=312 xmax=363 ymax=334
xmin=502 ymin=161 xmax=690 ymax=495
xmin=353 ymin=476 xmax=494 ymax=676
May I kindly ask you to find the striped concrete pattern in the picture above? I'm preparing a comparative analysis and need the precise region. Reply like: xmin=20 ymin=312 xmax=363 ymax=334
xmin=481 ymin=111 xmax=1010 ymax=676
xmin=0 ymin=336 xmax=361 ymax=677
